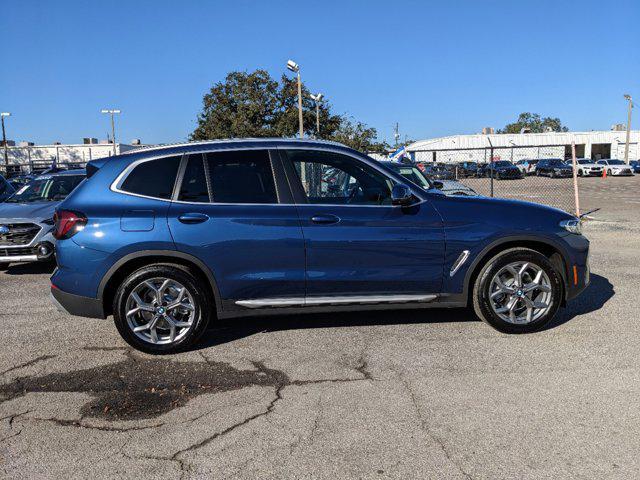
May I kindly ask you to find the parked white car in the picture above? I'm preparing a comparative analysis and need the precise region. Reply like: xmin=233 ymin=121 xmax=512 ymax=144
xmin=597 ymin=159 xmax=634 ymax=176
xmin=574 ymin=159 xmax=604 ymax=177
xmin=515 ymin=159 xmax=540 ymax=175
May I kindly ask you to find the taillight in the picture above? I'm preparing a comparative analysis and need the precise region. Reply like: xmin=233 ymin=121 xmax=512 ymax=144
xmin=53 ymin=210 xmax=87 ymax=240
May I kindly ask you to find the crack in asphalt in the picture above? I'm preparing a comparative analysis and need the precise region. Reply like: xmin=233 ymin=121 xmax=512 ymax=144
xmin=397 ymin=371 xmax=473 ymax=480
xmin=0 ymin=355 xmax=55 ymax=377
xmin=32 ymin=417 xmax=166 ymax=433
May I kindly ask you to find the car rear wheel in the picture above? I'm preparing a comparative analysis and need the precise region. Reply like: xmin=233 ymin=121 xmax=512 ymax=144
xmin=113 ymin=264 xmax=212 ymax=354
xmin=472 ymin=248 xmax=563 ymax=333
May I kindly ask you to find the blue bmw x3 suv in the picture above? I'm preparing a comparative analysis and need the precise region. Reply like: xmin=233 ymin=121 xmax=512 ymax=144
xmin=50 ymin=139 xmax=590 ymax=354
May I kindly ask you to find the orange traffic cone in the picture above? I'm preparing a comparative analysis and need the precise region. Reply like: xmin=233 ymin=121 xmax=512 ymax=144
xmin=602 ymin=168 xmax=607 ymax=179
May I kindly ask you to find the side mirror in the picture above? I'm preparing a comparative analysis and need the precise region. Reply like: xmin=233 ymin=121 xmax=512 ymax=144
xmin=391 ymin=184 xmax=413 ymax=206
xmin=432 ymin=180 xmax=444 ymax=190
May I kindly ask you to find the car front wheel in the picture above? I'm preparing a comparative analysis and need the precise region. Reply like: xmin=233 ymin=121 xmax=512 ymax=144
xmin=472 ymin=248 xmax=563 ymax=333
xmin=113 ymin=264 xmax=212 ymax=354
xmin=0 ymin=263 xmax=8 ymax=271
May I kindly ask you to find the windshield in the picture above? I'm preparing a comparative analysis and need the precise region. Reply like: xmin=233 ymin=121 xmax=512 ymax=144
xmin=395 ymin=166 xmax=430 ymax=188
xmin=607 ymin=160 xmax=625 ymax=165
xmin=577 ymin=159 xmax=590 ymax=164
xmin=493 ymin=161 xmax=512 ymax=167
xmin=6 ymin=175 xmax=84 ymax=203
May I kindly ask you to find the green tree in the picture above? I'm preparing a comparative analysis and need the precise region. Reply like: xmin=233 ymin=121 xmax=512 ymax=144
xmin=191 ymin=70 xmax=279 ymax=140
xmin=330 ymin=116 xmax=390 ymax=153
xmin=191 ymin=69 xmax=384 ymax=152
xmin=498 ymin=112 xmax=569 ymax=134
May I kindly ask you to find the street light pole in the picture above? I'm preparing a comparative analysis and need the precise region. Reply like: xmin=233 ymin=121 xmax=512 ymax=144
xmin=101 ymin=109 xmax=121 ymax=156
xmin=310 ymin=93 xmax=323 ymax=136
xmin=623 ymin=94 xmax=633 ymax=165
xmin=286 ymin=60 xmax=304 ymax=138
xmin=1 ymin=112 xmax=11 ymax=168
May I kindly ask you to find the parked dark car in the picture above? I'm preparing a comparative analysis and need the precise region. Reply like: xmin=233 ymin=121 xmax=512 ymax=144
xmin=0 ymin=174 xmax=15 ymax=202
xmin=630 ymin=160 xmax=640 ymax=174
xmin=484 ymin=161 xmax=524 ymax=180
xmin=536 ymin=159 xmax=573 ymax=178
xmin=50 ymin=139 xmax=589 ymax=354
xmin=455 ymin=161 xmax=479 ymax=178
xmin=421 ymin=163 xmax=455 ymax=180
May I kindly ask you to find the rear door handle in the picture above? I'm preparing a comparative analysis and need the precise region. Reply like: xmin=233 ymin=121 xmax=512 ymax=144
xmin=311 ymin=214 xmax=340 ymax=225
xmin=178 ymin=213 xmax=209 ymax=224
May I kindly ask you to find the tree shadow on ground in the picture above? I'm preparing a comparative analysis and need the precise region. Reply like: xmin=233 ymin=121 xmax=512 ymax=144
xmin=195 ymin=273 xmax=613 ymax=349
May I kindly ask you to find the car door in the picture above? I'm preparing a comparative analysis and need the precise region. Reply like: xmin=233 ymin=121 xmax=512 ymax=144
xmin=167 ymin=149 xmax=305 ymax=304
xmin=279 ymin=148 xmax=445 ymax=299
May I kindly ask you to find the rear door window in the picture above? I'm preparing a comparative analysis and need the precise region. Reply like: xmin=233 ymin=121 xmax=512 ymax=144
xmin=120 ymin=155 xmax=181 ymax=199
xmin=205 ymin=149 xmax=278 ymax=204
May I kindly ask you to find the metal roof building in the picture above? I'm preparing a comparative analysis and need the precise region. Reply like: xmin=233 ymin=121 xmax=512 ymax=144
xmin=407 ymin=130 xmax=640 ymax=164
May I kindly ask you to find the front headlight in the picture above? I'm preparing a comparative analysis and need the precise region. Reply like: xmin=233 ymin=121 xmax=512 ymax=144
xmin=560 ymin=219 xmax=582 ymax=235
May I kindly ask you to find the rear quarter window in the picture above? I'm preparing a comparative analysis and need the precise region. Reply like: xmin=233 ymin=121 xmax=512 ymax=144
xmin=120 ymin=155 xmax=182 ymax=199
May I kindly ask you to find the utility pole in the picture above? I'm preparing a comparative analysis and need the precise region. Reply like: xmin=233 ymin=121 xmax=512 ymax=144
xmin=101 ymin=109 xmax=121 ymax=156
xmin=1 ymin=112 xmax=11 ymax=168
xmin=623 ymin=94 xmax=633 ymax=165
xmin=286 ymin=60 xmax=304 ymax=138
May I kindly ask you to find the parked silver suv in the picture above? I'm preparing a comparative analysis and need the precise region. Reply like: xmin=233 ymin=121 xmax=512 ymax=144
xmin=0 ymin=170 xmax=85 ymax=268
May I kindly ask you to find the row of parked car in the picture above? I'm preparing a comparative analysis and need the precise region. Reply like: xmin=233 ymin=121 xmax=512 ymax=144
xmin=419 ymin=158 xmax=640 ymax=180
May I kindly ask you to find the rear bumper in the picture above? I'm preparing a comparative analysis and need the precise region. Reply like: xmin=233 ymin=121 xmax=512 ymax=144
xmin=50 ymin=285 xmax=105 ymax=319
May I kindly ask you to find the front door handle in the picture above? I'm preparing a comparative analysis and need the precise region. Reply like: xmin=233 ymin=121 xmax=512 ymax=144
xmin=311 ymin=214 xmax=340 ymax=225
xmin=178 ymin=213 xmax=209 ymax=224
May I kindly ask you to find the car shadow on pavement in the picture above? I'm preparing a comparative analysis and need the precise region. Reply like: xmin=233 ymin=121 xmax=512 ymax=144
xmin=542 ymin=273 xmax=614 ymax=330
xmin=2 ymin=261 xmax=56 ymax=275
xmin=195 ymin=273 xmax=613 ymax=350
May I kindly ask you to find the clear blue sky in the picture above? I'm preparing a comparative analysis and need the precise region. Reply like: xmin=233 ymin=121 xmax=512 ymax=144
xmin=2 ymin=0 xmax=639 ymax=145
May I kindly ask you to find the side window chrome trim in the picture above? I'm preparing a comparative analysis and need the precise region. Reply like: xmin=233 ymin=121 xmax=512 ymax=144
xmin=110 ymin=146 xmax=427 ymax=208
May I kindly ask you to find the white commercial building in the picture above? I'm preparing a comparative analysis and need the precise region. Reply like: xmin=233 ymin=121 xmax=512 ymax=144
xmin=3 ymin=142 xmax=140 ymax=166
xmin=407 ymin=130 xmax=640 ymax=164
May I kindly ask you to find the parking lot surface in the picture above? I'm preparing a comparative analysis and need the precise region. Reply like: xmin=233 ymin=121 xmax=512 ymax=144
xmin=1 ymin=176 xmax=639 ymax=479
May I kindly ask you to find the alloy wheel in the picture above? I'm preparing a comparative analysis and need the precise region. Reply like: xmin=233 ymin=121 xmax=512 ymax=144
xmin=125 ymin=277 xmax=196 ymax=345
xmin=488 ymin=261 xmax=552 ymax=324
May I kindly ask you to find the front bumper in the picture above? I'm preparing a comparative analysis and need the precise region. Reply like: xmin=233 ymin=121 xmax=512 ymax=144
xmin=610 ymin=169 xmax=634 ymax=176
xmin=51 ymin=285 xmax=105 ymax=319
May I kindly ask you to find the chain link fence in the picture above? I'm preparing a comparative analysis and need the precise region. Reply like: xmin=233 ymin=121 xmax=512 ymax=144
xmin=0 ymin=160 xmax=87 ymax=178
xmin=411 ymin=145 xmax=580 ymax=214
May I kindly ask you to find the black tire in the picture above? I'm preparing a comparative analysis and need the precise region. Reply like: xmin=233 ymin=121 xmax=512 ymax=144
xmin=0 ymin=263 xmax=9 ymax=271
xmin=578 ymin=169 xmax=583 ymax=177
xmin=472 ymin=248 xmax=563 ymax=333
xmin=607 ymin=169 xmax=612 ymax=176
xmin=113 ymin=263 xmax=212 ymax=354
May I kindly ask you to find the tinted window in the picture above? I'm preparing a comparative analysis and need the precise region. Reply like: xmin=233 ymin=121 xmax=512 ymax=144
xmin=206 ymin=150 xmax=277 ymax=204
xmin=120 ymin=156 xmax=181 ymax=199
xmin=179 ymin=154 xmax=210 ymax=203
xmin=286 ymin=150 xmax=393 ymax=205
